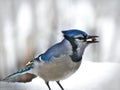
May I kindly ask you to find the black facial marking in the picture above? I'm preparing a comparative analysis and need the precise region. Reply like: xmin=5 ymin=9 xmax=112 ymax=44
xmin=64 ymin=35 xmax=77 ymax=51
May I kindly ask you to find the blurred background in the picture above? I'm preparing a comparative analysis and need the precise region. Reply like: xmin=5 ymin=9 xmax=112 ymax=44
xmin=0 ymin=0 xmax=120 ymax=82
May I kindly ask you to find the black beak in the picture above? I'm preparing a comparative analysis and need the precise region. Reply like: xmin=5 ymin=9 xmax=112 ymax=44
xmin=86 ymin=35 xmax=99 ymax=43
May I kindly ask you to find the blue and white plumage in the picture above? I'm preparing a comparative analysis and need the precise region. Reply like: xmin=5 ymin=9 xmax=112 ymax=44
xmin=3 ymin=29 xmax=98 ymax=90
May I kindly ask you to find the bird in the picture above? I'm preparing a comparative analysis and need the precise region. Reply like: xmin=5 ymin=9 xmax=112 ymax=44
xmin=3 ymin=29 xmax=98 ymax=90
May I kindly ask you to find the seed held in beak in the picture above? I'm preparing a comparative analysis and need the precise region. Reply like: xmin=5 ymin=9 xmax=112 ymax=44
xmin=86 ymin=35 xmax=99 ymax=43
xmin=92 ymin=37 xmax=96 ymax=41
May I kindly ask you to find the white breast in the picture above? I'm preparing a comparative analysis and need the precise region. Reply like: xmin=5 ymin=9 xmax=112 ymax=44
xmin=32 ymin=55 xmax=81 ymax=81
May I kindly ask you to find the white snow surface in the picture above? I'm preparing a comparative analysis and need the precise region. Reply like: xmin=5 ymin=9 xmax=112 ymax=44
xmin=0 ymin=60 xmax=120 ymax=90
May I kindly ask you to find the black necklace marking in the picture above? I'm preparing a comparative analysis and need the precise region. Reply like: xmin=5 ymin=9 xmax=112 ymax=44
xmin=70 ymin=51 xmax=82 ymax=62
xmin=64 ymin=35 xmax=82 ymax=62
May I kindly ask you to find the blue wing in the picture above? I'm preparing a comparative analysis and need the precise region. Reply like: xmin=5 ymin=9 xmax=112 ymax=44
xmin=40 ymin=39 xmax=70 ymax=62
xmin=3 ymin=39 xmax=70 ymax=80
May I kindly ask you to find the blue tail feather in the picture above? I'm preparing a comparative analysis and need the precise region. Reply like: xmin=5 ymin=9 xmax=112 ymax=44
xmin=3 ymin=63 xmax=34 ymax=80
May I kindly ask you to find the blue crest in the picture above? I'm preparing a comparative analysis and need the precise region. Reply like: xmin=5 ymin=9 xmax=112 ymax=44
xmin=62 ymin=29 xmax=87 ymax=37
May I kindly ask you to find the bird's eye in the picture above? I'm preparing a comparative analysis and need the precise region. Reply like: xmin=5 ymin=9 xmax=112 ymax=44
xmin=77 ymin=37 xmax=87 ymax=42
xmin=78 ymin=37 xmax=84 ymax=40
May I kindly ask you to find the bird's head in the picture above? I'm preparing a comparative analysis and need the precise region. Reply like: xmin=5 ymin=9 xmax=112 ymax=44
xmin=62 ymin=29 xmax=98 ymax=48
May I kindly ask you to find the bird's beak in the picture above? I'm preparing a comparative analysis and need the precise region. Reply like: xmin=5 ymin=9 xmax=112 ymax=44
xmin=86 ymin=35 xmax=99 ymax=43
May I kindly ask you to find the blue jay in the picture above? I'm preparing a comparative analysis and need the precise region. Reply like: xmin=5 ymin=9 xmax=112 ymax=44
xmin=3 ymin=29 xmax=98 ymax=90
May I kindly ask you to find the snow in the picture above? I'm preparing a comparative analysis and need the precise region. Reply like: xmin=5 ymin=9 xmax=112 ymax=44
xmin=0 ymin=60 xmax=120 ymax=90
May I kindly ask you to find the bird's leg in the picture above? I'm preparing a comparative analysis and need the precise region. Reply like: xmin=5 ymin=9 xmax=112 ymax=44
xmin=45 ymin=81 xmax=51 ymax=90
xmin=56 ymin=81 xmax=64 ymax=90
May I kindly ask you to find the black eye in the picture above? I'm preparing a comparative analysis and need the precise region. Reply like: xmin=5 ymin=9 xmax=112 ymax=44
xmin=78 ymin=37 xmax=84 ymax=40
xmin=77 ymin=36 xmax=87 ymax=42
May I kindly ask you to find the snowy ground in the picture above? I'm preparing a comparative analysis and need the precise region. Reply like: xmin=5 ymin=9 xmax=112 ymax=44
xmin=0 ymin=60 xmax=120 ymax=90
